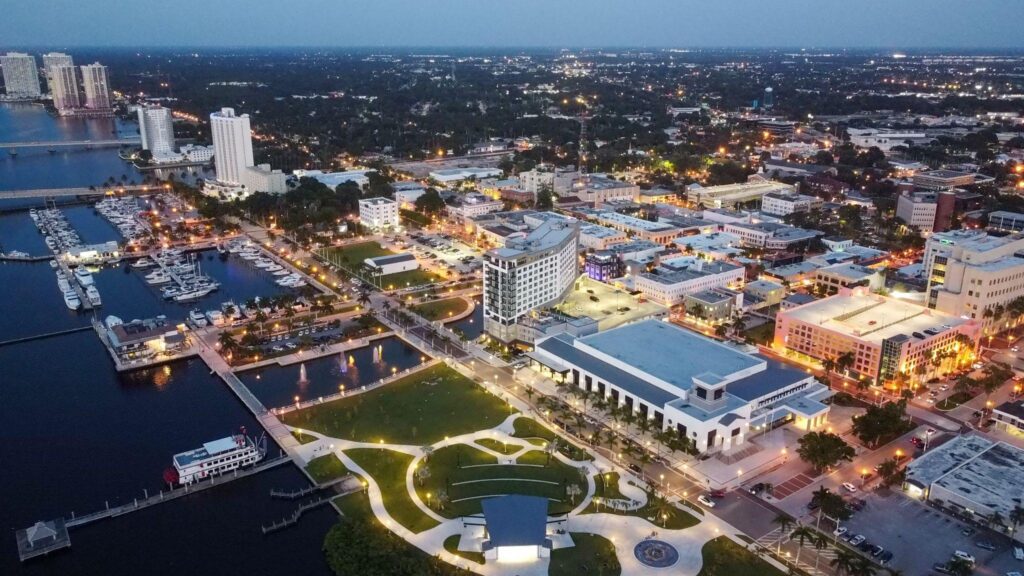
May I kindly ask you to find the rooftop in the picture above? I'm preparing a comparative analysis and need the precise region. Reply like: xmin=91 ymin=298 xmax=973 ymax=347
xmin=490 ymin=219 xmax=577 ymax=260
xmin=480 ymin=496 xmax=550 ymax=548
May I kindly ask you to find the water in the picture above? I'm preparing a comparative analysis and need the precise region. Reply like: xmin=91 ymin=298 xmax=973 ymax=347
xmin=0 ymin=101 xmax=338 ymax=575
xmin=239 ymin=336 xmax=426 ymax=408
xmin=450 ymin=295 xmax=484 ymax=341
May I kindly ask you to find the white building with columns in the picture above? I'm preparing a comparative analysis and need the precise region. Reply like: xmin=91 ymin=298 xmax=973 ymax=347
xmin=529 ymin=319 xmax=830 ymax=453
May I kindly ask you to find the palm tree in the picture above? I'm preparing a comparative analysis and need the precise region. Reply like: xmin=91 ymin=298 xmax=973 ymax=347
xmin=830 ymin=549 xmax=857 ymax=576
xmin=851 ymin=557 xmax=877 ymax=576
xmin=812 ymin=533 xmax=829 ymax=574
xmin=650 ymin=490 xmax=676 ymax=527
xmin=791 ymin=526 xmax=815 ymax=567
xmin=772 ymin=513 xmax=793 ymax=554
xmin=1010 ymin=505 xmax=1024 ymax=540
xmin=218 ymin=331 xmax=237 ymax=351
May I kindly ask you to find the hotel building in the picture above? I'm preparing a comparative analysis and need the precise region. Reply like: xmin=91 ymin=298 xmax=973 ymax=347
xmin=0 ymin=52 xmax=40 ymax=98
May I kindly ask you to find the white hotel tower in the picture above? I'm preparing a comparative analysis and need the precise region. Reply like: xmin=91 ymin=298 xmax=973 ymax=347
xmin=137 ymin=104 xmax=176 ymax=156
xmin=80 ymin=63 xmax=111 ymax=110
xmin=206 ymin=107 xmax=286 ymax=199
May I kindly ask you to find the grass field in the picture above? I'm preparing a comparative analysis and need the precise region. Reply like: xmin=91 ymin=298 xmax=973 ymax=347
xmin=281 ymin=364 xmax=514 ymax=444
xmin=346 ymin=448 xmax=439 ymax=534
xmin=324 ymin=242 xmax=395 ymax=265
xmin=442 ymin=535 xmax=485 ymax=565
xmin=581 ymin=475 xmax=699 ymax=529
xmin=413 ymin=297 xmax=469 ymax=321
xmin=322 ymin=241 xmax=440 ymax=289
xmin=414 ymin=443 xmax=584 ymax=518
xmin=511 ymin=417 xmax=594 ymax=461
xmin=937 ymin=391 xmax=972 ymax=411
xmin=474 ymin=437 xmax=515 ymax=454
xmin=549 ymin=533 xmax=620 ymax=576
xmin=292 ymin=430 xmax=317 ymax=444
xmin=697 ymin=537 xmax=786 ymax=576
xmin=306 ymin=453 xmax=350 ymax=483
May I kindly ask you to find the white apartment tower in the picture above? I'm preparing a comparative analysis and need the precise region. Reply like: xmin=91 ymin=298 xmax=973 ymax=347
xmin=80 ymin=63 xmax=111 ymax=110
xmin=1 ymin=52 xmax=41 ymax=98
xmin=137 ymin=105 xmax=175 ymax=155
xmin=210 ymin=107 xmax=255 ymax=186
xmin=483 ymin=219 xmax=580 ymax=342
xmin=41 ymin=52 xmax=73 ymax=92
xmin=49 ymin=65 xmax=81 ymax=112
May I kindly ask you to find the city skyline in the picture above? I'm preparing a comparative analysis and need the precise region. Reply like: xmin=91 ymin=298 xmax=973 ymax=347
xmin=1 ymin=0 xmax=1021 ymax=49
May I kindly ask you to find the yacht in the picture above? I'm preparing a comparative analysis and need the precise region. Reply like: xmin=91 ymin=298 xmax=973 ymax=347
xmin=104 ymin=315 xmax=124 ymax=329
xmin=49 ymin=260 xmax=58 ymax=269
xmin=264 ymin=264 xmax=283 ymax=272
xmin=57 ymin=275 xmax=71 ymax=292
xmin=239 ymin=251 xmax=259 ymax=260
xmin=272 ymin=268 xmax=290 ymax=276
xmin=254 ymin=258 xmax=274 ymax=268
xmin=73 ymin=267 xmax=94 ymax=286
xmin=63 ymin=289 xmax=81 ymax=310
xmin=189 ymin=309 xmax=208 ymax=327
xmin=168 ymin=432 xmax=265 ymax=486
xmin=86 ymin=285 xmax=102 ymax=307
xmin=131 ymin=257 xmax=154 ymax=269
xmin=145 ymin=269 xmax=172 ymax=285
xmin=174 ymin=285 xmax=216 ymax=302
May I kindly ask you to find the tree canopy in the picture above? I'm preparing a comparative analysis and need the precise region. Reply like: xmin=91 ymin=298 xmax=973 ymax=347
xmin=797 ymin=431 xmax=855 ymax=473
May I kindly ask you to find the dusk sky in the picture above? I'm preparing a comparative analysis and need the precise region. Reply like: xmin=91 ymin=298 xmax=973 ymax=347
xmin=3 ymin=0 xmax=1021 ymax=49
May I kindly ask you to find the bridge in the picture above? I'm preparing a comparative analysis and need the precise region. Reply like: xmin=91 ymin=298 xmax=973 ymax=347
xmin=0 ymin=184 xmax=172 ymax=200
xmin=0 ymin=138 xmax=140 ymax=150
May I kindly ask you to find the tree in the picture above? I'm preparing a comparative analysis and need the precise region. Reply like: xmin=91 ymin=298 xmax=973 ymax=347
xmin=876 ymin=457 xmax=905 ymax=487
xmin=797 ymin=431 xmax=855 ymax=473
xmin=414 ymin=187 xmax=446 ymax=216
xmin=535 ymin=184 xmax=554 ymax=210
xmin=218 ymin=331 xmax=238 ymax=352
xmin=791 ymin=526 xmax=816 ymax=566
xmin=830 ymin=549 xmax=858 ymax=575
xmin=852 ymin=401 xmax=913 ymax=448
xmin=852 ymin=556 xmax=878 ymax=576
xmin=947 ymin=557 xmax=974 ymax=576
xmin=323 ymin=515 xmax=465 ymax=575
xmin=772 ymin=513 xmax=793 ymax=553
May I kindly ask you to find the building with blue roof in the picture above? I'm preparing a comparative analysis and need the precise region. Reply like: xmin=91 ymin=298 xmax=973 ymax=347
xmin=529 ymin=319 xmax=831 ymax=453
xmin=461 ymin=495 xmax=560 ymax=563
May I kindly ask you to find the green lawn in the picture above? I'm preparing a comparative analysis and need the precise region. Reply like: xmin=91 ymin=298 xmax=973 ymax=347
xmin=937 ymin=391 xmax=973 ymax=411
xmin=306 ymin=453 xmax=349 ymax=484
xmin=549 ymin=533 xmax=620 ymax=576
xmin=697 ymin=536 xmax=786 ymax=576
xmin=281 ymin=364 xmax=514 ymax=444
xmin=580 ymin=473 xmax=699 ymax=529
xmin=414 ymin=443 xmax=584 ymax=518
xmin=333 ymin=490 xmax=374 ymax=519
xmin=474 ymin=437 xmax=515 ymax=454
xmin=413 ymin=297 xmax=469 ymax=321
xmin=511 ymin=417 xmax=594 ymax=461
xmin=291 ymin=430 xmax=317 ymax=444
xmin=442 ymin=535 xmax=485 ymax=565
xmin=345 ymin=448 xmax=439 ymax=534
xmin=324 ymin=242 xmax=395 ymax=266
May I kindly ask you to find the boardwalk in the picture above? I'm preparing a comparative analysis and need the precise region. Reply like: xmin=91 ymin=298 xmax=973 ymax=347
xmin=0 ymin=185 xmax=166 ymax=200
xmin=0 ymin=325 xmax=92 ymax=348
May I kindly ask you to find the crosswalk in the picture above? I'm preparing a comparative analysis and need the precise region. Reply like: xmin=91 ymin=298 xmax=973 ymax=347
xmin=750 ymin=525 xmax=844 ymax=576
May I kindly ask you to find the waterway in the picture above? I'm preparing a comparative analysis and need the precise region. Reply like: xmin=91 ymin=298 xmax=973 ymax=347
xmin=238 ymin=336 xmax=426 ymax=408
xmin=0 ymin=103 xmax=338 ymax=574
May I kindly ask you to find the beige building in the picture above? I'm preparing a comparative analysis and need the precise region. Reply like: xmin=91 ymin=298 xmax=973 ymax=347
xmin=688 ymin=181 xmax=795 ymax=209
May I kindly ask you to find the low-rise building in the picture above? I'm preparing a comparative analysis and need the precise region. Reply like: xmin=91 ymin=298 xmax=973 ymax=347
xmin=579 ymin=224 xmax=628 ymax=250
xmin=675 ymin=232 xmax=743 ymax=261
xmin=813 ymin=263 xmax=884 ymax=296
xmin=992 ymin=400 xmax=1024 ymax=438
xmin=774 ymin=287 xmax=980 ymax=385
xmin=895 ymin=190 xmax=957 ymax=233
xmin=429 ymin=167 xmax=503 ymax=183
xmin=104 ymin=316 xmax=187 ymax=364
xmin=570 ymin=175 xmax=639 ymax=204
xmin=683 ymin=289 xmax=739 ymax=322
xmin=912 ymin=169 xmax=977 ymax=190
xmin=584 ymin=251 xmax=624 ymax=282
xmin=688 ymin=181 xmax=796 ymax=209
xmin=987 ymin=210 xmax=1024 ymax=234
xmin=448 ymin=193 xmax=504 ymax=220
xmin=358 ymin=197 xmax=400 ymax=231
xmin=592 ymin=212 xmax=681 ymax=245
xmin=744 ymin=279 xmax=786 ymax=307
xmin=723 ymin=222 xmax=822 ymax=251
xmin=364 ymin=253 xmax=419 ymax=276
xmin=528 ymin=320 xmax=832 ymax=454
xmin=635 ymin=257 xmax=744 ymax=306
xmin=292 ymin=169 xmax=376 ymax=189
xmin=760 ymin=192 xmax=823 ymax=217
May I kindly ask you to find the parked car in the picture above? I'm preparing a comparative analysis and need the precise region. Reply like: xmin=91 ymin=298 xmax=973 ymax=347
xmin=976 ymin=540 xmax=997 ymax=551
xmin=856 ymin=540 xmax=873 ymax=552
xmin=749 ymin=483 xmax=768 ymax=495
xmin=878 ymin=550 xmax=893 ymax=565
xmin=833 ymin=526 xmax=848 ymax=537
xmin=961 ymin=527 xmax=977 ymax=537
xmin=842 ymin=482 xmax=858 ymax=493
xmin=953 ymin=550 xmax=976 ymax=564
xmin=870 ymin=545 xmax=884 ymax=557
xmin=697 ymin=494 xmax=716 ymax=508
xmin=628 ymin=463 xmax=642 ymax=475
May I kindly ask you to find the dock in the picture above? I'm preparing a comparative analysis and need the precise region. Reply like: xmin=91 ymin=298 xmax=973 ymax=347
xmin=54 ymin=257 xmax=94 ymax=311
xmin=269 ymin=474 xmax=352 ymax=500
xmin=0 ymin=325 xmax=92 ymax=348
xmin=91 ymin=318 xmax=199 ymax=372
xmin=15 ymin=519 xmax=70 ymax=562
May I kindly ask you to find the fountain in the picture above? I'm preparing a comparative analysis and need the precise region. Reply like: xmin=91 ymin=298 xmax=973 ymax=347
xmin=298 ymin=363 xmax=308 ymax=384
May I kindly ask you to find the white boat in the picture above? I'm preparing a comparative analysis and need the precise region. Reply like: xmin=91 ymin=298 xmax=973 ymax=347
xmin=86 ymin=285 xmax=102 ymax=306
xmin=239 ymin=251 xmax=259 ymax=260
xmin=265 ymin=264 xmax=283 ymax=272
xmin=49 ymin=260 xmax=58 ymax=268
xmin=254 ymin=259 xmax=274 ymax=268
xmin=272 ymin=268 xmax=290 ymax=276
xmin=63 ymin=289 xmax=81 ymax=310
xmin=57 ymin=276 xmax=71 ymax=292
xmin=169 ymin=432 xmax=265 ymax=485
xmin=189 ymin=309 xmax=208 ymax=327
xmin=131 ymin=257 xmax=154 ymax=269
xmin=73 ymin=267 xmax=94 ymax=286
xmin=104 ymin=315 xmax=124 ymax=329
xmin=145 ymin=269 xmax=172 ymax=285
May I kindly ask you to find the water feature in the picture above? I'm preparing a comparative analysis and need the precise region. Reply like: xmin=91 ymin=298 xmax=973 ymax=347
xmin=238 ymin=336 xmax=427 ymax=408
xmin=450 ymin=294 xmax=484 ymax=341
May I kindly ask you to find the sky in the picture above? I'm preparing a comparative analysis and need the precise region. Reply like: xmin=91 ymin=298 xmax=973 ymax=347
xmin=2 ymin=0 xmax=1021 ymax=50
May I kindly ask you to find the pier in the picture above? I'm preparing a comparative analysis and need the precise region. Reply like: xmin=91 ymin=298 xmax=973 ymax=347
xmin=0 ymin=326 xmax=93 ymax=348
xmin=260 ymin=497 xmax=333 ymax=534
xmin=55 ymin=257 xmax=94 ymax=311
xmin=269 ymin=474 xmax=352 ymax=500
xmin=91 ymin=318 xmax=199 ymax=372
xmin=0 ymin=184 xmax=166 ymax=200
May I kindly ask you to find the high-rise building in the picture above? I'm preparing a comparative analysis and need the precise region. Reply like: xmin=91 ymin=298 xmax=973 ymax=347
xmin=210 ymin=107 xmax=254 ymax=186
xmin=41 ymin=52 xmax=73 ymax=92
xmin=483 ymin=217 xmax=579 ymax=342
xmin=1 ymin=52 xmax=41 ymax=98
xmin=80 ymin=63 xmax=111 ymax=110
xmin=49 ymin=65 xmax=81 ymax=112
xmin=137 ymin=105 xmax=175 ymax=155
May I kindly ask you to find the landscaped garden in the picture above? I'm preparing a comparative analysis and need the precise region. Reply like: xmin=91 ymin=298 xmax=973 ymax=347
xmin=282 ymin=364 xmax=514 ymax=444
xmin=412 ymin=443 xmax=586 ymax=518
xmin=345 ymin=448 xmax=440 ymax=533
xmin=442 ymin=535 xmax=485 ymax=565
xmin=412 ymin=297 xmax=470 ymax=321
xmin=306 ymin=453 xmax=349 ymax=483
xmin=549 ymin=533 xmax=621 ymax=576
xmin=697 ymin=536 xmax=786 ymax=576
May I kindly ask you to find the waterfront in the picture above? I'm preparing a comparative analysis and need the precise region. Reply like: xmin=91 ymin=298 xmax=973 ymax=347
xmin=0 ymin=102 xmax=338 ymax=574
xmin=238 ymin=335 xmax=425 ymax=408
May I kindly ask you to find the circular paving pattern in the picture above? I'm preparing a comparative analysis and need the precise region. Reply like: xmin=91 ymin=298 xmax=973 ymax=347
xmin=633 ymin=539 xmax=679 ymax=568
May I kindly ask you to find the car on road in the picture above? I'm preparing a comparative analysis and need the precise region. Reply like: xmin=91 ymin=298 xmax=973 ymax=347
xmin=697 ymin=494 xmax=716 ymax=508
xmin=932 ymin=562 xmax=952 ymax=574
xmin=748 ymin=483 xmax=768 ymax=495
xmin=976 ymin=540 xmax=997 ymax=551
xmin=842 ymin=482 xmax=858 ymax=493
xmin=710 ymin=489 xmax=726 ymax=499
xmin=627 ymin=463 xmax=643 ymax=475
xmin=961 ymin=527 xmax=976 ymax=537
xmin=1014 ymin=545 xmax=1024 ymax=560
xmin=953 ymin=550 xmax=976 ymax=564
xmin=833 ymin=526 xmax=848 ymax=537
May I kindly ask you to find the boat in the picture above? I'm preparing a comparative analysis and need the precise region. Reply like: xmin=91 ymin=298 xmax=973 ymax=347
xmin=174 ymin=286 xmax=215 ymax=302
xmin=49 ymin=260 xmax=58 ymax=268
xmin=169 ymin=431 xmax=266 ymax=485
xmin=254 ymin=259 xmax=274 ymax=268
xmin=86 ymin=285 xmax=102 ymax=306
xmin=63 ymin=289 xmax=81 ymax=310
xmin=145 ymin=269 xmax=172 ymax=285
xmin=104 ymin=315 xmax=124 ymax=329
xmin=73 ymin=267 xmax=94 ymax=286
xmin=189 ymin=309 xmax=208 ymax=327
xmin=57 ymin=276 xmax=71 ymax=292
xmin=265 ymin=264 xmax=283 ymax=272
xmin=131 ymin=257 xmax=154 ymax=269
xmin=272 ymin=268 xmax=290 ymax=276
xmin=239 ymin=251 xmax=259 ymax=260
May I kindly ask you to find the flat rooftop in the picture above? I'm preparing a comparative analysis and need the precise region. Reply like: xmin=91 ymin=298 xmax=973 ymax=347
xmin=780 ymin=292 xmax=968 ymax=344
xmin=911 ymin=436 xmax=1024 ymax=518
xmin=598 ymin=212 xmax=677 ymax=232
xmin=579 ymin=319 xmax=763 ymax=391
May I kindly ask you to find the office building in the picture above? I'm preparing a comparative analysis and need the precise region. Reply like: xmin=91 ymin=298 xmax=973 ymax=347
xmin=813 ymin=263 xmax=884 ymax=296
xmin=357 ymin=197 xmax=400 ymax=231
xmin=762 ymin=86 xmax=774 ymax=109
xmin=923 ymin=229 xmax=1024 ymax=326
xmin=723 ymin=222 xmax=821 ymax=251
xmin=774 ymin=287 xmax=979 ymax=385
xmin=913 ymin=170 xmax=977 ymax=191
xmin=991 ymin=400 xmax=1024 ymax=438
xmin=987 ymin=211 xmax=1024 ymax=234
xmin=520 ymin=166 xmax=580 ymax=196
xmin=447 ymin=193 xmax=504 ymax=220
xmin=584 ymin=251 xmax=624 ymax=282
xmin=483 ymin=218 xmax=579 ymax=342
xmin=895 ymin=190 xmax=956 ymax=233
xmin=429 ymin=167 xmax=502 ymax=183
xmin=48 ymin=65 xmax=80 ymax=112
xmin=760 ymin=192 xmax=824 ymax=217
xmin=579 ymin=224 xmax=628 ymax=250
xmin=137 ymin=105 xmax=176 ymax=156
xmin=847 ymin=128 xmax=930 ymax=152
xmin=529 ymin=319 xmax=832 ymax=453
xmin=590 ymin=212 xmax=682 ymax=245
xmin=1 ymin=52 xmax=40 ymax=98
xmin=80 ymin=63 xmax=111 ymax=110
xmin=292 ymin=168 xmax=375 ymax=189
xmin=635 ymin=257 xmax=744 ymax=307
xmin=570 ymin=175 xmax=638 ymax=204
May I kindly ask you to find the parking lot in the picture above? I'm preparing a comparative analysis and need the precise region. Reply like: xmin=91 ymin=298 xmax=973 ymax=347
xmin=841 ymin=489 xmax=1010 ymax=575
